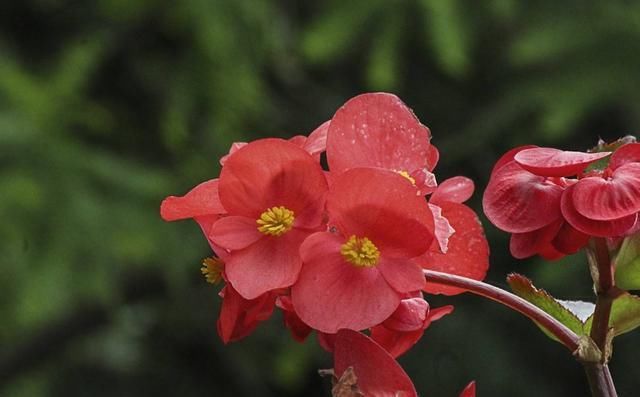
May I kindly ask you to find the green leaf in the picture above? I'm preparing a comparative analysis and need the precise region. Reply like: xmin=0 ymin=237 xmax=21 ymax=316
xmin=614 ymin=233 xmax=640 ymax=290
xmin=507 ymin=273 xmax=587 ymax=341
xmin=584 ymin=293 xmax=640 ymax=337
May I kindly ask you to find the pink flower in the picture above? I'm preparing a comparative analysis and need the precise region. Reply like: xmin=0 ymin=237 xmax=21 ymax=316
xmin=209 ymin=138 xmax=328 ymax=299
xmin=292 ymin=168 xmax=434 ymax=333
xmin=326 ymin=92 xmax=438 ymax=194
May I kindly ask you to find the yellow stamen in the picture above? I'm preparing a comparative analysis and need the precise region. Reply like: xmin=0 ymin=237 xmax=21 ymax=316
xmin=201 ymin=257 xmax=224 ymax=284
xmin=341 ymin=235 xmax=380 ymax=268
xmin=257 ymin=206 xmax=295 ymax=236
xmin=395 ymin=170 xmax=416 ymax=186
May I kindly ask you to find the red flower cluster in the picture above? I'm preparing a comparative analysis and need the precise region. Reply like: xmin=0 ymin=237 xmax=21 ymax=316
xmin=161 ymin=93 xmax=488 ymax=394
xmin=483 ymin=138 xmax=640 ymax=259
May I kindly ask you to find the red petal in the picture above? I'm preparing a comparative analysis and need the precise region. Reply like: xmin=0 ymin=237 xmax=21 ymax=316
xmin=491 ymin=145 xmax=537 ymax=175
xmin=459 ymin=381 xmax=477 ymax=397
xmin=378 ymin=258 xmax=426 ymax=293
xmin=219 ymin=138 xmax=328 ymax=227
xmin=208 ymin=216 xmax=263 ymax=250
xmin=276 ymin=296 xmax=313 ymax=343
xmin=561 ymin=184 xmax=638 ymax=237
xmin=160 ymin=179 xmax=225 ymax=221
xmin=382 ymin=297 xmax=429 ymax=332
xmin=609 ymin=143 xmax=640 ymax=170
xmin=292 ymin=232 xmax=400 ymax=333
xmin=225 ymin=228 xmax=307 ymax=299
xmin=216 ymin=285 xmax=276 ymax=344
xmin=514 ymin=147 xmax=611 ymax=177
xmin=429 ymin=203 xmax=455 ymax=253
xmin=419 ymin=203 xmax=490 ymax=295
xmin=430 ymin=176 xmax=475 ymax=205
xmin=327 ymin=167 xmax=434 ymax=258
xmin=509 ymin=220 xmax=563 ymax=259
xmin=219 ymin=142 xmax=248 ymax=166
xmin=483 ymin=162 xmax=563 ymax=233
xmin=326 ymin=92 xmax=436 ymax=174
xmin=551 ymin=222 xmax=590 ymax=255
xmin=370 ymin=325 xmax=424 ymax=359
xmin=334 ymin=329 xmax=417 ymax=397
xmin=303 ymin=120 xmax=330 ymax=158
xmin=572 ymin=163 xmax=640 ymax=220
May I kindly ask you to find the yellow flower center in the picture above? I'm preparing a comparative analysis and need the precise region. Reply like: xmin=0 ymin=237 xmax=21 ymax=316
xmin=395 ymin=170 xmax=416 ymax=186
xmin=256 ymin=206 xmax=295 ymax=236
xmin=341 ymin=235 xmax=380 ymax=268
xmin=201 ymin=257 xmax=224 ymax=284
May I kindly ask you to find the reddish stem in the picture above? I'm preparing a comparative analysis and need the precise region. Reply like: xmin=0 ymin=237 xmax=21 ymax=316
xmin=423 ymin=270 xmax=580 ymax=351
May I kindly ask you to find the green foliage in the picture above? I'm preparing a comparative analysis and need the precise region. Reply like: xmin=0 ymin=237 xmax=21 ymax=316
xmin=615 ymin=233 xmax=640 ymax=290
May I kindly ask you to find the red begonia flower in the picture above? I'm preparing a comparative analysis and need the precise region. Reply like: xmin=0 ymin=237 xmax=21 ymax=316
xmin=371 ymin=296 xmax=453 ymax=358
xmin=326 ymin=92 xmax=438 ymax=194
xmin=419 ymin=202 xmax=490 ymax=295
xmin=276 ymin=295 xmax=313 ymax=343
xmin=459 ymin=381 xmax=477 ymax=397
xmin=514 ymin=147 xmax=611 ymax=177
xmin=333 ymin=329 xmax=418 ymax=397
xmin=217 ymin=284 xmax=277 ymax=344
xmin=291 ymin=168 xmax=433 ymax=333
xmin=608 ymin=142 xmax=640 ymax=169
xmin=209 ymin=138 xmax=328 ymax=299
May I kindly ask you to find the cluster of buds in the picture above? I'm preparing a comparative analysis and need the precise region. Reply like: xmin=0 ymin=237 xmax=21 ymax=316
xmin=161 ymin=93 xmax=488 ymax=396
xmin=483 ymin=137 xmax=640 ymax=259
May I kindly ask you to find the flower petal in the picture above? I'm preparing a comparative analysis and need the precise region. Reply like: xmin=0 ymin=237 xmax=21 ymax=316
xmin=217 ymin=285 xmax=276 ymax=344
xmin=370 ymin=325 xmax=424 ymax=359
xmin=551 ymin=222 xmax=590 ymax=255
xmin=327 ymin=92 xmax=436 ymax=174
xmin=459 ymin=381 xmax=477 ymax=397
xmin=429 ymin=203 xmax=455 ymax=253
xmin=225 ymin=228 xmax=307 ymax=299
xmin=509 ymin=220 xmax=563 ymax=259
xmin=572 ymin=163 xmax=640 ymax=220
xmin=382 ymin=297 xmax=429 ymax=332
xmin=419 ymin=203 xmax=489 ymax=295
xmin=514 ymin=147 xmax=611 ymax=177
xmin=609 ymin=143 xmax=640 ymax=170
xmin=292 ymin=232 xmax=400 ymax=333
xmin=327 ymin=167 xmax=434 ymax=258
xmin=208 ymin=216 xmax=263 ymax=251
xmin=491 ymin=145 xmax=537 ymax=175
xmin=378 ymin=258 xmax=426 ymax=293
xmin=219 ymin=138 xmax=328 ymax=228
xmin=483 ymin=161 xmax=563 ymax=233
xmin=430 ymin=176 xmax=475 ymax=205
xmin=160 ymin=179 xmax=225 ymax=221
xmin=561 ymin=184 xmax=637 ymax=237
xmin=334 ymin=329 xmax=417 ymax=397
xmin=303 ymin=120 xmax=330 ymax=158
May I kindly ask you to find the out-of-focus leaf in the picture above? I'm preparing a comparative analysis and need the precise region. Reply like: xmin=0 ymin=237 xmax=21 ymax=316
xmin=584 ymin=292 xmax=640 ymax=337
xmin=418 ymin=0 xmax=470 ymax=77
xmin=615 ymin=233 xmax=640 ymax=290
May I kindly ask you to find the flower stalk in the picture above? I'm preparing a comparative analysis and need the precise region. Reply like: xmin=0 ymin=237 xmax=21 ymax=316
xmin=422 ymin=270 xmax=580 ymax=351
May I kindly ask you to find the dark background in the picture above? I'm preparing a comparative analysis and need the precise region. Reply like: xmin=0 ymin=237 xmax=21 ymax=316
xmin=1 ymin=1 xmax=639 ymax=396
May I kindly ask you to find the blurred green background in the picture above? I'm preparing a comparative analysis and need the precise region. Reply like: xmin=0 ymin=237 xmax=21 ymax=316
xmin=1 ymin=1 xmax=640 ymax=396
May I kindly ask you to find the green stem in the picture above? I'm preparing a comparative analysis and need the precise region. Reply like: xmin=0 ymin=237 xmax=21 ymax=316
xmin=423 ymin=270 xmax=580 ymax=351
